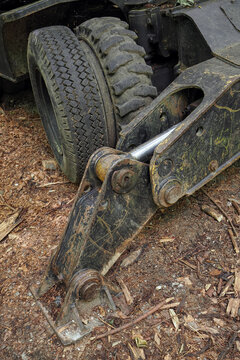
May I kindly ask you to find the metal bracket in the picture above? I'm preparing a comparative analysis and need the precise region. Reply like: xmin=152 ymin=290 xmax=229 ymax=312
xmin=33 ymin=57 xmax=240 ymax=346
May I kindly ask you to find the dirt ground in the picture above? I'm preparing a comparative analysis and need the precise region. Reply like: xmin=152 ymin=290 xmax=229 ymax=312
xmin=0 ymin=90 xmax=240 ymax=360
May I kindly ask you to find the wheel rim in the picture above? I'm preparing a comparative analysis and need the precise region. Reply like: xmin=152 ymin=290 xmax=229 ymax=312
xmin=36 ymin=69 xmax=63 ymax=162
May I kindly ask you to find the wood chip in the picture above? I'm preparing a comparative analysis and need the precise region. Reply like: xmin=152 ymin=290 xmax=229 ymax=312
xmin=230 ymin=198 xmax=240 ymax=215
xmin=234 ymin=270 xmax=240 ymax=295
xmin=202 ymin=205 xmax=224 ymax=222
xmin=116 ymin=277 xmax=133 ymax=305
xmin=154 ymin=331 xmax=161 ymax=346
xmin=0 ymin=210 xmax=22 ymax=242
xmin=209 ymin=269 xmax=222 ymax=277
xmin=179 ymin=259 xmax=197 ymax=270
xmin=213 ymin=318 xmax=225 ymax=327
xmin=228 ymin=229 xmax=239 ymax=254
xmin=113 ymin=294 xmax=131 ymax=316
xmin=164 ymin=355 xmax=172 ymax=360
xmin=42 ymin=159 xmax=58 ymax=171
xmin=226 ymin=298 xmax=240 ymax=317
xmin=169 ymin=308 xmax=180 ymax=331
xmin=184 ymin=315 xmax=219 ymax=334
xmin=236 ymin=340 xmax=240 ymax=352
xmin=219 ymin=276 xmax=234 ymax=297
xmin=177 ymin=276 xmax=193 ymax=286
xmin=233 ymin=215 xmax=240 ymax=226
xmin=159 ymin=237 xmax=175 ymax=243
xmin=120 ymin=248 xmax=142 ymax=268
xmin=158 ymin=302 xmax=180 ymax=310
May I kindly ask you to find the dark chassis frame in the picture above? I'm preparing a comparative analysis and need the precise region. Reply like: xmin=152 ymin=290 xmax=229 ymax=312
xmin=0 ymin=0 xmax=218 ymax=94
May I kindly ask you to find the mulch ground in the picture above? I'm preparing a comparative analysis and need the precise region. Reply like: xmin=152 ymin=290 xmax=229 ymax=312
xmin=0 ymin=91 xmax=240 ymax=360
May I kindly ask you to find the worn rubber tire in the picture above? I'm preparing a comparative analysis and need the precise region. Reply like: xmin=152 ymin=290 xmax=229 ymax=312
xmin=27 ymin=26 xmax=115 ymax=183
xmin=76 ymin=17 xmax=157 ymax=128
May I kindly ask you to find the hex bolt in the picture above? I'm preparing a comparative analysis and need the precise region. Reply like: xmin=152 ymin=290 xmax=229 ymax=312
xmin=158 ymin=179 xmax=183 ymax=207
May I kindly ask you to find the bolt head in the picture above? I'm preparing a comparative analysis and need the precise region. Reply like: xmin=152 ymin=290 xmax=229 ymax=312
xmin=164 ymin=184 xmax=183 ymax=205
xmin=111 ymin=169 xmax=137 ymax=194
xmin=158 ymin=179 xmax=183 ymax=207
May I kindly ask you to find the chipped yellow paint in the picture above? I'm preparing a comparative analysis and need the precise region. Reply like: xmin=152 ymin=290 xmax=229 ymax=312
xmin=214 ymin=104 xmax=240 ymax=113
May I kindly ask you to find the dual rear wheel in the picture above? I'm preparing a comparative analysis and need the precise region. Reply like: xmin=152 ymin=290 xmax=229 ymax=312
xmin=27 ymin=18 xmax=157 ymax=183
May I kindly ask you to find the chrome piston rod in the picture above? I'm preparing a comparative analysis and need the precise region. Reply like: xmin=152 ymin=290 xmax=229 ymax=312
xmin=129 ymin=124 xmax=178 ymax=161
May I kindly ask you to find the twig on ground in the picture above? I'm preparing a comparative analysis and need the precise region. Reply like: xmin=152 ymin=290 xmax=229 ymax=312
xmin=229 ymin=198 xmax=240 ymax=215
xmin=228 ymin=229 xmax=240 ymax=254
xmin=97 ymin=316 xmax=115 ymax=329
xmin=37 ymin=181 xmax=70 ymax=188
xmin=116 ymin=277 xmax=133 ymax=305
xmin=202 ymin=189 xmax=238 ymax=237
xmin=179 ymin=259 xmax=197 ymax=270
xmin=217 ymin=332 xmax=238 ymax=360
xmin=93 ymin=297 xmax=174 ymax=341
xmin=202 ymin=205 xmax=224 ymax=222
xmin=219 ymin=276 xmax=235 ymax=297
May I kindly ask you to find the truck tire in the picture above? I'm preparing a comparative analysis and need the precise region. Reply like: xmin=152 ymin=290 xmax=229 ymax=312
xmin=76 ymin=17 xmax=157 ymax=126
xmin=27 ymin=26 xmax=115 ymax=183
xmin=28 ymin=21 xmax=156 ymax=183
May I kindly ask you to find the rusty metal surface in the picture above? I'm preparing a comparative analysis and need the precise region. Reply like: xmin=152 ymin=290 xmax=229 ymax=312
xmin=150 ymin=57 xmax=240 ymax=207
xmin=33 ymin=147 xmax=158 ymax=345
xmin=53 ymin=155 xmax=157 ymax=283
